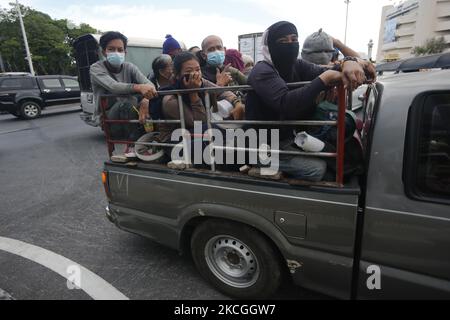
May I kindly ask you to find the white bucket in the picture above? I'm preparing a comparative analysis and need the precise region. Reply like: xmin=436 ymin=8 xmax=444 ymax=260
xmin=294 ymin=131 xmax=325 ymax=152
xmin=217 ymin=99 xmax=234 ymax=118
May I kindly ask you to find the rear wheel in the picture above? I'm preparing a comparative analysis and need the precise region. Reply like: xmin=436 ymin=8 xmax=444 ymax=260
xmin=19 ymin=100 xmax=41 ymax=120
xmin=191 ymin=219 xmax=284 ymax=299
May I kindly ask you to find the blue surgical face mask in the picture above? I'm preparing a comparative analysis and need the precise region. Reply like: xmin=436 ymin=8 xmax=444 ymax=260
xmin=106 ymin=52 xmax=125 ymax=67
xmin=207 ymin=50 xmax=225 ymax=67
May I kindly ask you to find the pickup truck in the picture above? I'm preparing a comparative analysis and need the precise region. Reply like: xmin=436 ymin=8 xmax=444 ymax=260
xmin=101 ymin=70 xmax=450 ymax=299
xmin=0 ymin=73 xmax=80 ymax=119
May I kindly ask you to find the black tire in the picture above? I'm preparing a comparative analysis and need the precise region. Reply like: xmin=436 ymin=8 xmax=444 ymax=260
xmin=191 ymin=219 xmax=284 ymax=299
xmin=19 ymin=100 xmax=41 ymax=120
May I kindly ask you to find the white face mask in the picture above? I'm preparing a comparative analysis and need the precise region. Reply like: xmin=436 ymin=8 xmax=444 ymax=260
xmin=207 ymin=50 xmax=225 ymax=67
xmin=106 ymin=52 xmax=125 ymax=67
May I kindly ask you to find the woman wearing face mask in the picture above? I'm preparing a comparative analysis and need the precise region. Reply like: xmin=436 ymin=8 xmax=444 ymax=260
xmin=159 ymin=52 xmax=244 ymax=145
xmin=138 ymin=54 xmax=176 ymax=125
xmin=90 ymin=31 xmax=157 ymax=124
xmin=149 ymin=54 xmax=174 ymax=90
xmin=245 ymin=21 xmax=375 ymax=182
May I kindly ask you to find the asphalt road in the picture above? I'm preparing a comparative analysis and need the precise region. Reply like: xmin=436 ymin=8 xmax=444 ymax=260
xmin=0 ymin=104 xmax=328 ymax=300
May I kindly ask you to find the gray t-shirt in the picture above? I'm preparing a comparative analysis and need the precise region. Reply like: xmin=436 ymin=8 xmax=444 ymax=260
xmin=90 ymin=60 xmax=152 ymax=116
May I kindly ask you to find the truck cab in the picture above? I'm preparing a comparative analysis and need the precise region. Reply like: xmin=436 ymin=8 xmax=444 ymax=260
xmin=356 ymin=70 xmax=450 ymax=298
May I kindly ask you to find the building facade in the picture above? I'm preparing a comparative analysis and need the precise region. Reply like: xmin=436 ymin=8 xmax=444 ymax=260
xmin=376 ymin=0 xmax=450 ymax=62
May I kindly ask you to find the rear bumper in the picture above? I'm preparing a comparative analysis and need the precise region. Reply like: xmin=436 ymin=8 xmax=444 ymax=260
xmin=105 ymin=205 xmax=116 ymax=224
xmin=104 ymin=203 xmax=180 ymax=251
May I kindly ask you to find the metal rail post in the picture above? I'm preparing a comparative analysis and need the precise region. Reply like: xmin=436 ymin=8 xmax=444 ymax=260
xmin=177 ymin=94 xmax=191 ymax=166
xmin=100 ymin=97 xmax=114 ymax=157
xmin=204 ymin=92 xmax=216 ymax=172
xmin=336 ymin=85 xmax=346 ymax=187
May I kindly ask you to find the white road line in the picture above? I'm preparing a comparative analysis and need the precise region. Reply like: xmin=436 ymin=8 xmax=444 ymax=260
xmin=0 ymin=237 xmax=129 ymax=300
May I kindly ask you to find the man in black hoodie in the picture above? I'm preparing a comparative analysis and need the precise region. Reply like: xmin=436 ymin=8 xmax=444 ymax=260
xmin=246 ymin=21 xmax=374 ymax=181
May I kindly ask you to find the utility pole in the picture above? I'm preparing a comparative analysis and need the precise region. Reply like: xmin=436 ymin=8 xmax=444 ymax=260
xmin=344 ymin=0 xmax=351 ymax=45
xmin=0 ymin=37 xmax=5 ymax=73
xmin=15 ymin=0 xmax=35 ymax=75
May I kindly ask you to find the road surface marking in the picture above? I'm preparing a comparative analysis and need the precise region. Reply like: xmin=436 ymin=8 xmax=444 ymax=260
xmin=0 ymin=127 xmax=35 ymax=135
xmin=0 ymin=236 xmax=129 ymax=300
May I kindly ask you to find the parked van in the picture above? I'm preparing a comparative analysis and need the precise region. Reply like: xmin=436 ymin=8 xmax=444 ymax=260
xmin=72 ymin=34 xmax=185 ymax=127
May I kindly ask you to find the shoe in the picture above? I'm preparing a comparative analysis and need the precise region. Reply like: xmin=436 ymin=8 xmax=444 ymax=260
xmin=124 ymin=147 xmax=137 ymax=158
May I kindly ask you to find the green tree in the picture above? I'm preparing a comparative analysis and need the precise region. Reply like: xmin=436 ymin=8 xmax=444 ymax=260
xmin=412 ymin=37 xmax=447 ymax=56
xmin=0 ymin=3 xmax=99 ymax=75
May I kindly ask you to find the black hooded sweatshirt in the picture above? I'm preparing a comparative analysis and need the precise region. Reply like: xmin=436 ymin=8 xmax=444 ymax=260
xmin=246 ymin=21 xmax=333 ymax=139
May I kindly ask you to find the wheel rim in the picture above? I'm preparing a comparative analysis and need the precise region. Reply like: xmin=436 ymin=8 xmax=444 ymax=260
xmin=204 ymin=235 xmax=260 ymax=288
xmin=23 ymin=104 xmax=39 ymax=117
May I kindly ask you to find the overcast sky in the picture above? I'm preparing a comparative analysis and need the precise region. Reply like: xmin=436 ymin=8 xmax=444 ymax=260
xmin=1 ymin=0 xmax=395 ymax=56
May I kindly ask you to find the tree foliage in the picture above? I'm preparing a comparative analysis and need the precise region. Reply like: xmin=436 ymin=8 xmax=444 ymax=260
xmin=0 ymin=3 xmax=99 ymax=75
xmin=412 ymin=37 xmax=447 ymax=56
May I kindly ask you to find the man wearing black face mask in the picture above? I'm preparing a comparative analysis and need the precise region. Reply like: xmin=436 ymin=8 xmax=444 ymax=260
xmin=246 ymin=21 xmax=373 ymax=123
xmin=245 ymin=21 xmax=375 ymax=181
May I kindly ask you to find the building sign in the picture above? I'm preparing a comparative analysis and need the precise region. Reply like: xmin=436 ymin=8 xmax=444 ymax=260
xmin=384 ymin=53 xmax=400 ymax=61
xmin=386 ymin=1 xmax=419 ymax=20
xmin=384 ymin=18 xmax=397 ymax=44
xmin=238 ymin=33 xmax=263 ymax=63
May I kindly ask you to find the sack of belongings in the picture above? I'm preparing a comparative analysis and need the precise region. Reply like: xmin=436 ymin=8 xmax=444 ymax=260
xmin=305 ymin=101 xmax=364 ymax=177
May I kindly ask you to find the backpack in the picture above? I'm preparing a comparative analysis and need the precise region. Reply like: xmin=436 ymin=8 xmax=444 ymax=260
xmin=149 ymin=95 xmax=164 ymax=121
xmin=306 ymin=101 xmax=364 ymax=178
xmin=307 ymin=100 xmax=357 ymax=143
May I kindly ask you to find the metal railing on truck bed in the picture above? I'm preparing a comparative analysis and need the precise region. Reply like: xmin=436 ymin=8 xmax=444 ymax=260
xmin=100 ymin=82 xmax=349 ymax=187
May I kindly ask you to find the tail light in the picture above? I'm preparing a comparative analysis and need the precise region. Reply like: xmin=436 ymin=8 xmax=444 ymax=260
xmin=102 ymin=171 xmax=112 ymax=200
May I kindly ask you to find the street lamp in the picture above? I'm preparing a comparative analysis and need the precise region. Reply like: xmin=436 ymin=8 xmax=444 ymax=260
xmin=368 ymin=39 xmax=374 ymax=61
xmin=344 ymin=0 xmax=351 ymax=45
xmin=15 ymin=0 xmax=35 ymax=76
